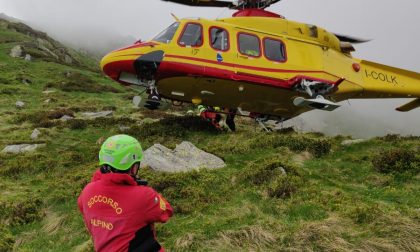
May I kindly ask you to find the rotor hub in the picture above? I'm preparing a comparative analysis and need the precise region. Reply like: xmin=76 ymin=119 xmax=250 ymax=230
xmin=232 ymin=9 xmax=284 ymax=18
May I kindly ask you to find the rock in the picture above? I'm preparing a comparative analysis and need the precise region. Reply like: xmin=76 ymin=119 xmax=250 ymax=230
xmin=30 ymin=129 xmax=41 ymax=140
xmin=21 ymin=78 xmax=32 ymax=84
xmin=59 ymin=115 xmax=74 ymax=121
xmin=341 ymin=139 xmax=368 ymax=146
xmin=24 ymin=54 xmax=32 ymax=61
xmin=10 ymin=45 xmax=23 ymax=58
xmin=278 ymin=167 xmax=287 ymax=176
xmin=118 ymin=125 xmax=130 ymax=132
xmin=96 ymin=137 xmax=105 ymax=145
xmin=82 ymin=111 xmax=113 ymax=119
xmin=42 ymin=89 xmax=56 ymax=94
xmin=64 ymin=71 xmax=72 ymax=78
xmin=132 ymin=96 xmax=142 ymax=108
xmin=2 ymin=144 xmax=45 ymax=154
xmin=141 ymin=141 xmax=226 ymax=172
xmin=64 ymin=55 xmax=73 ymax=64
xmin=15 ymin=101 xmax=25 ymax=108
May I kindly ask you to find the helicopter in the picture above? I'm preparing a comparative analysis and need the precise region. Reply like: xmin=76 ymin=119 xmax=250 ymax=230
xmin=100 ymin=0 xmax=420 ymax=129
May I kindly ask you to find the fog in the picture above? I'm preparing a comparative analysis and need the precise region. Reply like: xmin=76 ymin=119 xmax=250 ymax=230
xmin=1 ymin=0 xmax=419 ymax=137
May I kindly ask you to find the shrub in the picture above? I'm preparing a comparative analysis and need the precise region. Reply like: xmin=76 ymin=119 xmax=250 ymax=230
xmin=46 ymin=108 xmax=74 ymax=119
xmin=253 ymin=135 xmax=332 ymax=158
xmin=0 ymin=76 xmax=10 ymax=85
xmin=348 ymin=204 xmax=382 ymax=224
xmin=372 ymin=149 xmax=419 ymax=174
xmin=125 ymin=116 xmax=218 ymax=142
xmin=239 ymin=156 xmax=303 ymax=198
xmin=379 ymin=134 xmax=401 ymax=142
xmin=0 ymin=226 xmax=14 ymax=252
xmin=0 ymin=198 xmax=43 ymax=226
xmin=140 ymin=169 xmax=227 ymax=215
xmin=45 ymin=73 xmax=120 ymax=93
xmin=0 ymin=87 xmax=19 ymax=95
xmin=14 ymin=108 xmax=73 ymax=128
xmin=267 ymin=175 xmax=302 ymax=199
xmin=67 ymin=119 xmax=88 ymax=130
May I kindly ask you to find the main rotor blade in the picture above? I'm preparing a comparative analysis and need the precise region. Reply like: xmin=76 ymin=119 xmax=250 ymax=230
xmin=334 ymin=34 xmax=370 ymax=44
xmin=161 ymin=0 xmax=234 ymax=8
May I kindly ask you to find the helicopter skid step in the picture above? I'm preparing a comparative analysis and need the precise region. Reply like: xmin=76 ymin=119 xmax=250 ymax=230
xmin=293 ymin=96 xmax=340 ymax=111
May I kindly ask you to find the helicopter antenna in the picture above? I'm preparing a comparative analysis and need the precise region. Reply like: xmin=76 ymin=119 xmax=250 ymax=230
xmin=170 ymin=13 xmax=180 ymax=21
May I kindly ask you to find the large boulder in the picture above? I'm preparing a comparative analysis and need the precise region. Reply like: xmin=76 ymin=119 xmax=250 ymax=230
xmin=141 ymin=141 xmax=225 ymax=172
xmin=2 ymin=144 xmax=45 ymax=154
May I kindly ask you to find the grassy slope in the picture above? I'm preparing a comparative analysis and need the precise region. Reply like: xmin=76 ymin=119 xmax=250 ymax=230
xmin=0 ymin=21 xmax=419 ymax=252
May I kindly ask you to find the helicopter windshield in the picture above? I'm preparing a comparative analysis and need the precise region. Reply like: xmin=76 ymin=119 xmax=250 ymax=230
xmin=153 ymin=22 xmax=180 ymax=44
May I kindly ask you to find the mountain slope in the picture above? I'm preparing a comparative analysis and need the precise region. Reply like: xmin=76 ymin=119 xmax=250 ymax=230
xmin=0 ymin=18 xmax=419 ymax=251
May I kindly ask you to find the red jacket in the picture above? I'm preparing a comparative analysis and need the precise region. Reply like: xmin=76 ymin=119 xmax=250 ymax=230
xmin=78 ymin=170 xmax=173 ymax=252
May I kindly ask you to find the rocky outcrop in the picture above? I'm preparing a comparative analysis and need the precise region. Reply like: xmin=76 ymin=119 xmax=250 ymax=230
xmin=10 ymin=45 xmax=24 ymax=58
xmin=3 ymin=19 xmax=79 ymax=66
xmin=2 ymin=144 xmax=45 ymax=154
xmin=141 ymin=141 xmax=226 ymax=172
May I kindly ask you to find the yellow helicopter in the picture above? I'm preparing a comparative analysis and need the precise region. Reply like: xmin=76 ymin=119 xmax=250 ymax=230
xmin=100 ymin=0 xmax=420 ymax=127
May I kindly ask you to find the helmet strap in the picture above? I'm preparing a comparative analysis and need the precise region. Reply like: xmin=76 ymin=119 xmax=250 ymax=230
xmin=100 ymin=165 xmax=112 ymax=174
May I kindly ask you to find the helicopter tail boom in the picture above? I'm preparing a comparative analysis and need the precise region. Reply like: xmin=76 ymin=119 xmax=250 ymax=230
xmin=358 ymin=60 xmax=420 ymax=100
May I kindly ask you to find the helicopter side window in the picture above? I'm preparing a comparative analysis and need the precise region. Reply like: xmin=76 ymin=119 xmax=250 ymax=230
xmin=178 ymin=23 xmax=203 ymax=47
xmin=264 ymin=38 xmax=286 ymax=62
xmin=153 ymin=22 xmax=180 ymax=44
xmin=210 ymin=27 xmax=229 ymax=51
xmin=238 ymin=33 xmax=261 ymax=57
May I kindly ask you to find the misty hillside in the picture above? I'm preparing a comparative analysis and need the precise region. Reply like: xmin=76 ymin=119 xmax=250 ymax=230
xmin=0 ymin=18 xmax=419 ymax=251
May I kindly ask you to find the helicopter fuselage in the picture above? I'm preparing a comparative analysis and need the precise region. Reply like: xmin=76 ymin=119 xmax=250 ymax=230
xmin=101 ymin=9 xmax=420 ymax=118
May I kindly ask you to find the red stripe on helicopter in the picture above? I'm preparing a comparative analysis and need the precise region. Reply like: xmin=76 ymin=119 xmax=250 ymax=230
xmin=164 ymin=54 xmax=324 ymax=74
xmin=157 ymin=61 xmax=337 ymax=90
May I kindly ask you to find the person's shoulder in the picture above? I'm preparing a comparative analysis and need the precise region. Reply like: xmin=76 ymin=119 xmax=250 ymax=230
xmin=130 ymin=185 xmax=159 ymax=198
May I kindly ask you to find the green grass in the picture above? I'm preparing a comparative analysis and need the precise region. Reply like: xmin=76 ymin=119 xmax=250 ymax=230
xmin=0 ymin=19 xmax=419 ymax=251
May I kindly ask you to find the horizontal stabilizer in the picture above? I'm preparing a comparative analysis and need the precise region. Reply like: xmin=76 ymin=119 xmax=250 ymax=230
xmin=359 ymin=60 xmax=420 ymax=98
xmin=293 ymin=96 xmax=340 ymax=111
xmin=396 ymin=98 xmax=420 ymax=112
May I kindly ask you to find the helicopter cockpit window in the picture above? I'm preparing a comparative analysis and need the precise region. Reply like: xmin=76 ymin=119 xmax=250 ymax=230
xmin=210 ymin=27 xmax=229 ymax=51
xmin=153 ymin=22 xmax=180 ymax=44
xmin=264 ymin=38 xmax=286 ymax=62
xmin=238 ymin=33 xmax=261 ymax=57
xmin=178 ymin=23 xmax=203 ymax=47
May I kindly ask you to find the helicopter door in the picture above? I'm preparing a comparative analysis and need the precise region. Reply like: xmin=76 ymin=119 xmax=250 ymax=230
xmin=176 ymin=22 xmax=206 ymax=60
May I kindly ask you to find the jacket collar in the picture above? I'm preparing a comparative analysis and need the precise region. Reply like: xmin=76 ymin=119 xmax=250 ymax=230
xmin=91 ymin=169 xmax=137 ymax=186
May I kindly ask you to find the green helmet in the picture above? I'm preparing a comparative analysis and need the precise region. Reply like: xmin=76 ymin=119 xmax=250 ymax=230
xmin=198 ymin=105 xmax=206 ymax=114
xmin=99 ymin=134 xmax=143 ymax=170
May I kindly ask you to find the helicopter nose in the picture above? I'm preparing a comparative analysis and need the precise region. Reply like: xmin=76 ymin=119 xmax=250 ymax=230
xmin=101 ymin=49 xmax=165 ymax=84
xmin=101 ymin=51 xmax=136 ymax=82
xmin=133 ymin=50 xmax=165 ymax=82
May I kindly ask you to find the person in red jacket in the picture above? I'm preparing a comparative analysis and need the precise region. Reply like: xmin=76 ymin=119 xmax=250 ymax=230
xmin=78 ymin=134 xmax=173 ymax=252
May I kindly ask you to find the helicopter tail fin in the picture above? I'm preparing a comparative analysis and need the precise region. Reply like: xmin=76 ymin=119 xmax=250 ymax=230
xmin=359 ymin=60 xmax=420 ymax=100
